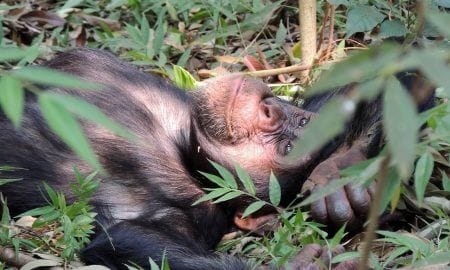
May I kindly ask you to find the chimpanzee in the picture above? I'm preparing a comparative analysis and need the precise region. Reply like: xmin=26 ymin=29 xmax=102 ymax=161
xmin=0 ymin=48 xmax=431 ymax=269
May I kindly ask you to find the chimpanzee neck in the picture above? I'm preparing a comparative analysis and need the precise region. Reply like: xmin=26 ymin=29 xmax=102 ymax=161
xmin=178 ymin=118 xmax=225 ymax=188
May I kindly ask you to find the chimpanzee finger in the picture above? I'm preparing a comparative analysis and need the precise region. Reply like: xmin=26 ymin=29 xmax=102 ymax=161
xmin=367 ymin=180 xmax=377 ymax=199
xmin=334 ymin=259 xmax=359 ymax=270
xmin=286 ymin=244 xmax=322 ymax=269
xmin=311 ymin=194 xmax=329 ymax=224
xmin=344 ymin=184 xmax=371 ymax=216
xmin=326 ymin=187 xmax=355 ymax=227
xmin=295 ymin=244 xmax=322 ymax=263
xmin=318 ymin=244 xmax=346 ymax=267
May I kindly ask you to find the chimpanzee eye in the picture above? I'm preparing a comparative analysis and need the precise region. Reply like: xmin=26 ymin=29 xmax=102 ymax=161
xmin=285 ymin=142 xmax=293 ymax=154
xmin=299 ymin=118 xmax=309 ymax=127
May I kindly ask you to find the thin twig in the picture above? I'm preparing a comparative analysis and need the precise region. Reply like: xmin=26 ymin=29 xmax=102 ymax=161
xmin=325 ymin=6 xmax=335 ymax=61
xmin=241 ymin=64 xmax=311 ymax=77
xmin=358 ymin=156 xmax=391 ymax=270
xmin=317 ymin=4 xmax=331 ymax=52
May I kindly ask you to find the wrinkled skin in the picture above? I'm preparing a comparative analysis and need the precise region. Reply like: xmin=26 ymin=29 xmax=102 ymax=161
xmin=302 ymin=141 xmax=375 ymax=229
xmin=192 ymin=75 xmax=319 ymax=207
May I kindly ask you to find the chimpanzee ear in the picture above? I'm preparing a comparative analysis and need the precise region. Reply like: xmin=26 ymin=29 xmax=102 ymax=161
xmin=257 ymin=100 xmax=284 ymax=132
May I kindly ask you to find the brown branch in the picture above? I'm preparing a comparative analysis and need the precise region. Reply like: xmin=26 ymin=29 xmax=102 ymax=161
xmin=298 ymin=0 xmax=317 ymax=83
xmin=358 ymin=156 xmax=391 ymax=270
xmin=240 ymin=64 xmax=311 ymax=77
xmin=325 ymin=6 xmax=335 ymax=61
xmin=317 ymin=4 xmax=331 ymax=52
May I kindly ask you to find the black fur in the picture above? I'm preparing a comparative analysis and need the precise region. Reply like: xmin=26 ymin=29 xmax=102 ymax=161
xmin=0 ymin=49 xmax=245 ymax=269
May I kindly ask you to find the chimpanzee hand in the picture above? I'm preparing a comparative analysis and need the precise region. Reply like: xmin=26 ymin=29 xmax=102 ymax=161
xmin=302 ymin=142 xmax=375 ymax=229
xmin=257 ymin=244 xmax=358 ymax=270
xmin=287 ymin=244 xmax=358 ymax=270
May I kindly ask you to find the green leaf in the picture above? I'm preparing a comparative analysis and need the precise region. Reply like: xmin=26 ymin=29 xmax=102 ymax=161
xmin=291 ymin=98 xmax=354 ymax=157
xmin=346 ymin=5 xmax=385 ymax=37
xmin=379 ymin=168 xmax=401 ymax=213
xmin=59 ymin=0 xmax=84 ymax=11
xmin=153 ymin=9 xmax=166 ymax=56
xmin=414 ymin=152 xmax=434 ymax=204
xmin=12 ymin=67 xmax=99 ymax=90
xmin=414 ymin=51 xmax=450 ymax=92
xmin=299 ymin=177 xmax=355 ymax=207
xmin=327 ymin=0 xmax=349 ymax=6
xmin=383 ymin=246 xmax=410 ymax=267
xmin=199 ymin=171 xmax=226 ymax=187
xmin=331 ymin=252 xmax=360 ymax=264
xmin=141 ymin=16 xmax=150 ymax=44
xmin=426 ymin=11 xmax=450 ymax=38
xmin=308 ymin=44 xmax=401 ymax=95
xmin=241 ymin=201 xmax=266 ymax=218
xmin=161 ymin=250 xmax=171 ymax=270
xmin=383 ymin=77 xmax=418 ymax=178
xmin=149 ymin=257 xmax=161 ymax=270
xmin=0 ymin=47 xmax=38 ymax=62
xmin=1 ymin=199 xmax=10 ymax=225
xmin=35 ymin=210 xmax=60 ymax=225
xmin=275 ymin=21 xmax=287 ymax=45
xmin=213 ymin=191 xmax=242 ymax=204
xmin=442 ymin=170 xmax=450 ymax=192
xmin=38 ymin=93 xmax=102 ymax=171
xmin=235 ymin=164 xmax=256 ymax=195
xmin=379 ymin=20 xmax=407 ymax=38
xmin=210 ymin=161 xmax=237 ymax=189
xmin=411 ymin=251 xmax=450 ymax=268
xmin=358 ymin=77 xmax=385 ymax=101
xmin=269 ymin=172 xmax=281 ymax=206
xmin=0 ymin=75 xmax=24 ymax=127
xmin=192 ymin=188 xmax=230 ymax=205
xmin=0 ymin=178 xmax=21 ymax=186
xmin=330 ymin=225 xmax=346 ymax=248
xmin=171 ymin=65 xmax=197 ymax=90
xmin=43 ymin=93 xmax=133 ymax=140
xmin=0 ymin=4 xmax=23 ymax=11
xmin=43 ymin=182 xmax=59 ymax=207
xmin=17 ymin=205 xmax=55 ymax=218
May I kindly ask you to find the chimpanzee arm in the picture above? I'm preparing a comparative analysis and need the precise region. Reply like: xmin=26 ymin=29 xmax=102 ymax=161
xmin=81 ymin=207 xmax=248 ymax=270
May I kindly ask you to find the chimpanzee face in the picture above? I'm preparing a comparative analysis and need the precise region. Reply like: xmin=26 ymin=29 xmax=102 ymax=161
xmin=192 ymin=75 xmax=316 ymax=199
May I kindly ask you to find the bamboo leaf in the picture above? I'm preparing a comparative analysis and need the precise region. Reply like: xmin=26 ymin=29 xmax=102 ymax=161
xmin=0 ymin=75 xmax=24 ymax=127
xmin=235 ymin=164 xmax=256 ymax=195
xmin=12 ymin=67 xmax=99 ymax=90
xmin=210 ymin=161 xmax=237 ymax=189
xmin=241 ymin=201 xmax=266 ymax=218
xmin=269 ymin=172 xmax=281 ymax=206
xmin=213 ymin=191 xmax=242 ymax=203
xmin=44 ymin=93 xmax=133 ymax=140
xmin=38 ymin=93 xmax=101 ymax=171
xmin=414 ymin=152 xmax=434 ymax=204
xmin=383 ymin=76 xmax=418 ymax=178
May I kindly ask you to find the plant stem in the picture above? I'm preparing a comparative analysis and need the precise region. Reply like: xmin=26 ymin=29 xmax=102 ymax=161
xmin=358 ymin=155 xmax=390 ymax=270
